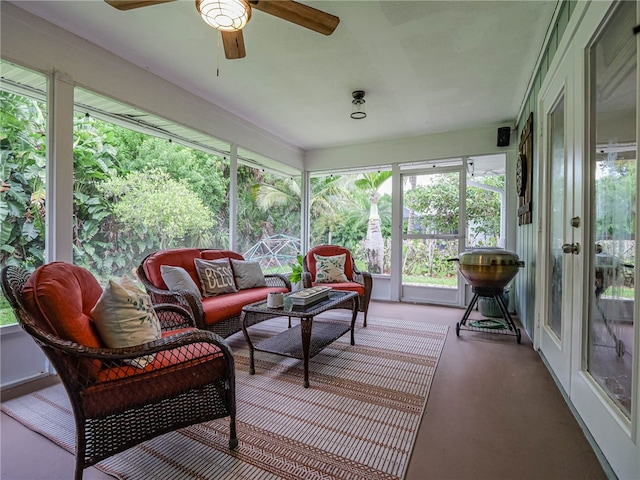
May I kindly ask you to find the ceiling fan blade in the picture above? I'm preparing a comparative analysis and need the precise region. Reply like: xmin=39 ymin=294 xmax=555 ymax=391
xmin=249 ymin=0 xmax=339 ymax=36
xmin=221 ymin=31 xmax=247 ymax=59
xmin=104 ymin=0 xmax=176 ymax=11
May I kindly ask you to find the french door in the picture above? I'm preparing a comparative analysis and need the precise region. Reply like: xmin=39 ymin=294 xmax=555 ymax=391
xmin=538 ymin=57 xmax=576 ymax=392
xmin=538 ymin=2 xmax=639 ymax=477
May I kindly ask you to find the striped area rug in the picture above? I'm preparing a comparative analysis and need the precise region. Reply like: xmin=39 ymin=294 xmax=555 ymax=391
xmin=2 ymin=312 xmax=447 ymax=480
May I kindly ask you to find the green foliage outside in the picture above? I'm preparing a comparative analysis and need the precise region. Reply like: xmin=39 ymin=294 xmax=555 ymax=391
xmin=592 ymin=156 xmax=636 ymax=296
xmin=0 ymin=90 xmax=510 ymax=325
xmin=242 ymin=170 xmax=301 ymax=253
xmin=596 ymin=157 xmax=636 ymax=243
xmin=595 ymin=157 xmax=636 ymax=276
xmin=1 ymin=91 xmax=235 ymax=284
xmin=99 ymin=169 xmax=216 ymax=248
xmin=1 ymin=299 xmax=14 ymax=326
xmin=1 ymin=92 xmax=47 ymax=270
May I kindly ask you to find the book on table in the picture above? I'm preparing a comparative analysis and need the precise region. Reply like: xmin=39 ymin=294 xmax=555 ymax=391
xmin=289 ymin=286 xmax=331 ymax=309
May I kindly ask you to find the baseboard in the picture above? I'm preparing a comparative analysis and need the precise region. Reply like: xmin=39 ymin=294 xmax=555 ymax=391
xmin=1 ymin=374 xmax=60 ymax=402
xmin=538 ymin=352 xmax=617 ymax=480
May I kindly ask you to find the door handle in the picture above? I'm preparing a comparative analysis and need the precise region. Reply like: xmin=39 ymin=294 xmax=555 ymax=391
xmin=562 ymin=243 xmax=580 ymax=255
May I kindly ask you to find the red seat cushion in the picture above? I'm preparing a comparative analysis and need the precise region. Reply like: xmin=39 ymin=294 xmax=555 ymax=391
xmin=202 ymin=286 xmax=288 ymax=325
xmin=21 ymin=263 xmax=107 ymax=381
xmin=95 ymin=330 xmax=219 ymax=383
xmin=84 ymin=335 xmax=228 ymax=417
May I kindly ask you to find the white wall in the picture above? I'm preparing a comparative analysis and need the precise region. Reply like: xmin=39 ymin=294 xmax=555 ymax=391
xmin=305 ymin=124 xmax=515 ymax=171
xmin=0 ymin=325 xmax=51 ymax=388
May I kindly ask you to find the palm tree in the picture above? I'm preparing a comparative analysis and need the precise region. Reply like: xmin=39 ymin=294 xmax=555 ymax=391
xmin=354 ymin=172 xmax=392 ymax=273
xmin=253 ymin=175 xmax=352 ymax=245
xmin=402 ymin=175 xmax=421 ymax=274
xmin=253 ymin=176 xmax=300 ymax=211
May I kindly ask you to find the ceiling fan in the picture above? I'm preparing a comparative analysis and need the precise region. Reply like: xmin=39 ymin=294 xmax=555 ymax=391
xmin=104 ymin=0 xmax=340 ymax=60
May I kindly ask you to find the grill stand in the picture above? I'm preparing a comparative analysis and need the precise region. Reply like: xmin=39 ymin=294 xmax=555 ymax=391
xmin=456 ymin=286 xmax=521 ymax=344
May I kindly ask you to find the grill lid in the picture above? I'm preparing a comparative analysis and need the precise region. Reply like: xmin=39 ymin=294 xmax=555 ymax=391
xmin=457 ymin=248 xmax=521 ymax=266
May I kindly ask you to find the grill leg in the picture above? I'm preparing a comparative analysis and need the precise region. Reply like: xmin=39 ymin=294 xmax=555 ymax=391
xmin=460 ymin=293 xmax=479 ymax=326
xmin=493 ymin=293 xmax=521 ymax=343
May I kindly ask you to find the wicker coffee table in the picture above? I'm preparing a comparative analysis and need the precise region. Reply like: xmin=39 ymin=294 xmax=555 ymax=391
xmin=240 ymin=290 xmax=359 ymax=388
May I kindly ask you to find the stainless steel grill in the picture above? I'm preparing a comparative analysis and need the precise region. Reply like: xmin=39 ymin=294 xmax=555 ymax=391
xmin=449 ymin=249 xmax=524 ymax=343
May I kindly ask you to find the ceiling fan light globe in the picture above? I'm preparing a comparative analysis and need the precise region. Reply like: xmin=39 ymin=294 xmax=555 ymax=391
xmin=196 ymin=0 xmax=251 ymax=31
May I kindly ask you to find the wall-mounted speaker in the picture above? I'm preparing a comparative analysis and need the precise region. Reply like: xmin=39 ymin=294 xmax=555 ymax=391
xmin=497 ymin=127 xmax=510 ymax=147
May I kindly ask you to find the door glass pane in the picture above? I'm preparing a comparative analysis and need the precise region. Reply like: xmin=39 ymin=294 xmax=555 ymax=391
xmin=401 ymin=238 xmax=459 ymax=288
xmin=588 ymin=1 xmax=636 ymax=417
xmin=402 ymin=171 xmax=459 ymax=288
xmin=548 ymin=93 xmax=565 ymax=338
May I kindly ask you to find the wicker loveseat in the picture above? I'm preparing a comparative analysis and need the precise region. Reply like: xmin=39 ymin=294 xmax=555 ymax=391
xmin=137 ymin=248 xmax=291 ymax=338
xmin=1 ymin=262 xmax=237 ymax=480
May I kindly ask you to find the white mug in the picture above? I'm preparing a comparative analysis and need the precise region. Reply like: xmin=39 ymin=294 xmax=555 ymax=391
xmin=267 ymin=292 xmax=284 ymax=308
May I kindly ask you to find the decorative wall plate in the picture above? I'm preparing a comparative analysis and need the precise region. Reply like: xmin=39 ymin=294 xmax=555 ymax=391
xmin=516 ymin=153 xmax=527 ymax=197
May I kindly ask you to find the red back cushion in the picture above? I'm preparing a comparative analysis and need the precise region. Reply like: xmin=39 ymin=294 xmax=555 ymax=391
xmin=143 ymin=248 xmax=202 ymax=289
xmin=306 ymin=245 xmax=354 ymax=281
xmin=22 ymin=262 xmax=104 ymax=348
xmin=143 ymin=249 xmax=245 ymax=290
xmin=201 ymin=250 xmax=244 ymax=261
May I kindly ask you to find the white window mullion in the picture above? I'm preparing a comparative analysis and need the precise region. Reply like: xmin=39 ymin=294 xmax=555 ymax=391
xmin=229 ymin=144 xmax=238 ymax=251
xmin=390 ymin=163 xmax=402 ymax=301
xmin=301 ymin=170 xmax=310 ymax=255
xmin=46 ymin=72 xmax=75 ymax=263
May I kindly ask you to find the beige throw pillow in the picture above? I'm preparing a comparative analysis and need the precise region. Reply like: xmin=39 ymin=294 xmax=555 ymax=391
xmin=90 ymin=276 xmax=162 ymax=368
xmin=230 ymin=258 xmax=267 ymax=290
xmin=194 ymin=258 xmax=238 ymax=297
xmin=314 ymin=253 xmax=348 ymax=283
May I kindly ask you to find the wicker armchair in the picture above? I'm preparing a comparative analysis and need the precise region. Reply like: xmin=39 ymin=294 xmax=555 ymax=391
xmin=1 ymin=263 xmax=237 ymax=480
xmin=303 ymin=245 xmax=373 ymax=326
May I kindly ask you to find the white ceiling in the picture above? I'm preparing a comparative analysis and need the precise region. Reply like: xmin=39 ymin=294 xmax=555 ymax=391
xmin=9 ymin=0 xmax=558 ymax=151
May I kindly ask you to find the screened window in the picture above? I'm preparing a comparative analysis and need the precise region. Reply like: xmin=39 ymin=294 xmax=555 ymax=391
xmin=1 ymin=62 xmax=48 ymax=326
xmin=72 ymin=89 xmax=230 ymax=283
xmin=237 ymin=163 xmax=301 ymax=274
xmin=310 ymin=170 xmax=391 ymax=275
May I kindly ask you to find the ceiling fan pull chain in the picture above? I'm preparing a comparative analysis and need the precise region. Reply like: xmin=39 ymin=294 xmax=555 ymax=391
xmin=216 ymin=31 xmax=221 ymax=77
